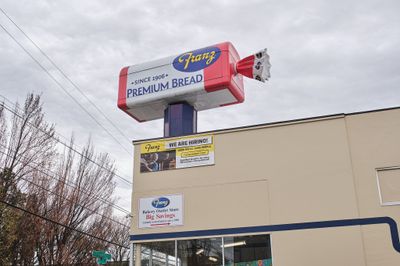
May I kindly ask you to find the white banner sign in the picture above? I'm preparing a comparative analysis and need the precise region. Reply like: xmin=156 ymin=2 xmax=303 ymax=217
xmin=138 ymin=194 xmax=183 ymax=229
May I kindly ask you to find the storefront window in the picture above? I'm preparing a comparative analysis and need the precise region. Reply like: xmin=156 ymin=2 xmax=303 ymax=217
xmin=137 ymin=234 xmax=272 ymax=266
xmin=224 ymin=235 xmax=272 ymax=266
xmin=140 ymin=241 xmax=176 ymax=266
xmin=177 ymin=238 xmax=223 ymax=266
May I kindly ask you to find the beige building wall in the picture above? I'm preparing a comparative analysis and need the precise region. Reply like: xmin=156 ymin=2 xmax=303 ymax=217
xmin=346 ymin=109 xmax=400 ymax=266
xmin=131 ymin=108 xmax=400 ymax=266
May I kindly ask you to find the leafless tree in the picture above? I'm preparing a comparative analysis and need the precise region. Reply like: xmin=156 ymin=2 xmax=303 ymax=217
xmin=0 ymin=94 xmax=130 ymax=265
xmin=30 ymin=136 xmax=124 ymax=265
xmin=0 ymin=94 xmax=56 ymax=181
xmin=0 ymin=94 xmax=57 ymax=265
xmin=109 ymin=215 xmax=131 ymax=262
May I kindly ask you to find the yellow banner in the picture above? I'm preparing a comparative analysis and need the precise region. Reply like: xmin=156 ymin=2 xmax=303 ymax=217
xmin=140 ymin=134 xmax=214 ymax=172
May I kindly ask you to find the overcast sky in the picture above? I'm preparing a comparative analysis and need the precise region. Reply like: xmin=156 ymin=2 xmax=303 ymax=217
xmin=1 ymin=0 xmax=399 ymax=215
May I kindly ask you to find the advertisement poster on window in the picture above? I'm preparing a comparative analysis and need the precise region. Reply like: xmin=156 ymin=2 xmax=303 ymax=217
xmin=234 ymin=259 xmax=272 ymax=266
xmin=138 ymin=194 xmax=183 ymax=229
xmin=140 ymin=134 xmax=214 ymax=173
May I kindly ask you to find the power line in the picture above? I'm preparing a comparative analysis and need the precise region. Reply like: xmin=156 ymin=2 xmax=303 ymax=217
xmin=0 ymin=98 xmax=133 ymax=185
xmin=0 ymin=144 xmax=131 ymax=215
xmin=0 ymin=146 xmax=130 ymax=215
xmin=0 ymin=98 xmax=132 ymax=215
xmin=0 ymin=7 xmax=133 ymax=144
xmin=0 ymin=199 xmax=129 ymax=249
xmin=0 ymin=21 xmax=132 ymax=156
xmin=0 ymin=165 xmax=129 ymax=229
xmin=0 ymin=99 xmax=132 ymax=186
xmin=0 ymin=94 xmax=90 ymax=161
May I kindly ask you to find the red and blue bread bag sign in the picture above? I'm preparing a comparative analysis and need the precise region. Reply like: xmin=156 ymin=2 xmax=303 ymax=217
xmin=118 ymin=42 xmax=270 ymax=122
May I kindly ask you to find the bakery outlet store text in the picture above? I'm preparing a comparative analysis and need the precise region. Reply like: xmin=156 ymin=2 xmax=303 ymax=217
xmin=130 ymin=107 xmax=400 ymax=266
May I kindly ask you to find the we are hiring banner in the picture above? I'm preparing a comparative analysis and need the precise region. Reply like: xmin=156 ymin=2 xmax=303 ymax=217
xmin=140 ymin=134 xmax=214 ymax=173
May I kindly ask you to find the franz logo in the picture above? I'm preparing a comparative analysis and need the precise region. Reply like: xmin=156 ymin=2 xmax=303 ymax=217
xmin=151 ymin=197 xmax=170 ymax=208
xmin=173 ymin=46 xmax=221 ymax=72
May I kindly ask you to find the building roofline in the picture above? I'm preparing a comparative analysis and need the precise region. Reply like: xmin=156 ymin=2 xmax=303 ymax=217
xmin=132 ymin=105 xmax=400 ymax=144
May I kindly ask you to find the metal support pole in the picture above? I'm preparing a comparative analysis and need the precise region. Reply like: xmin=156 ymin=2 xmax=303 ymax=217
xmin=149 ymin=248 xmax=153 ymax=266
xmin=129 ymin=242 xmax=134 ymax=266
xmin=175 ymin=240 xmax=178 ymax=266
xmin=164 ymin=102 xmax=197 ymax=137
xmin=222 ymin=237 xmax=225 ymax=266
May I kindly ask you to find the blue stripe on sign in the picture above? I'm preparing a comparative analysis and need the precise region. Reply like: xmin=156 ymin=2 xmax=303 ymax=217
xmin=130 ymin=216 xmax=400 ymax=253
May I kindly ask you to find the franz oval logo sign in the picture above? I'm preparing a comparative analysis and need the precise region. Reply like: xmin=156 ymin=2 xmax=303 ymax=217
xmin=151 ymin=197 xmax=170 ymax=208
xmin=173 ymin=46 xmax=221 ymax=72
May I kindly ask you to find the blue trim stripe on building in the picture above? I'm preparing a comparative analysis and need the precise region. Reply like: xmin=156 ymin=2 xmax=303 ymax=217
xmin=130 ymin=216 xmax=400 ymax=253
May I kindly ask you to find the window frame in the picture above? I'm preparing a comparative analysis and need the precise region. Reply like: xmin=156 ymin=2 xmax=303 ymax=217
xmin=376 ymin=166 xmax=400 ymax=206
